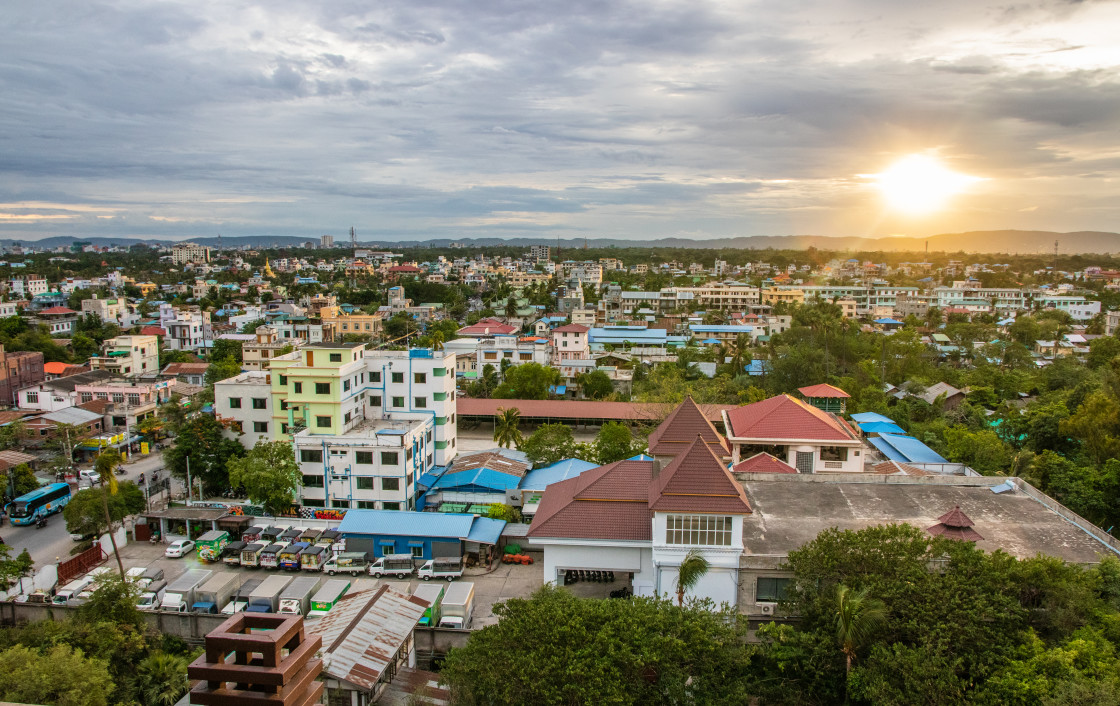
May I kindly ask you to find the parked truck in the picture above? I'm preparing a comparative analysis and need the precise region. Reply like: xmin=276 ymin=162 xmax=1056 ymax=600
xmin=323 ymin=552 xmax=369 ymax=576
xmin=277 ymin=576 xmax=323 ymax=616
xmin=240 ymin=543 xmax=265 ymax=567
xmin=52 ymin=576 xmax=93 ymax=605
xmin=299 ymin=544 xmax=327 ymax=571
xmin=438 ymin=582 xmax=475 ymax=629
xmin=222 ymin=541 xmax=246 ymax=566
xmin=222 ymin=578 xmax=263 ymax=615
xmin=369 ymin=554 xmax=415 ymax=578
xmin=192 ymin=573 xmax=240 ymax=614
xmin=260 ymin=543 xmax=287 ymax=570
xmin=196 ymin=530 xmax=230 ymax=563
xmin=279 ymin=542 xmax=310 ymax=571
xmin=160 ymin=570 xmax=213 ymax=613
xmin=246 ymin=575 xmax=293 ymax=613
xmin=136 ymin=580 xmax=168 ymax=611
xmin=413 ymin=583 xmax=446 ymax=627
xmin=307 ymin=579 xmax=351 ymax=618
xmin=418 ymin=557 xmax=464 ymax=582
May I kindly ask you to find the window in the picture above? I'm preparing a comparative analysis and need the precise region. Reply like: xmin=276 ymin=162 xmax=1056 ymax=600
xmin=280 ymin=400 xmax=288 ymax=411
xmin=520 ymin=353 xmax=531 ymax=361
xmin=414 ymin=372 xmax=426 ymax=383
xmin=383 ymin=502 xmax=401 ymax=511
xmin=381 ymin=451 xmax=399 ymax=465
xmin=357 ymin=501 xmax=377 ymax=509
xmin=392 ymin=396 xmax=404 ymax=407
xmin=820 ymin=446 xmax=849 ymax=462
xmin=371 ymin=372 xmax=381 ymax=383
xmin=329 ymin=353 xmax=342 ymax=362
xmin=665 ymin=515 xmax=732 ymax=546
xmin=406 ymin=447 xmax=414 ymax=461
xmin=302 ymin=474 xmax=324 ymax=487
xmin=26 ymin=392 xmax=38 ymax=403
xmin=414 ymin=397 xmax=426 ymax=408
xmin=411 ymin=546 xmax=424 ymax=558
xmin=343 ymin=380 xmax=351 ymax=392
xmin=356 ymin=451 xmax=373 ymax=464
xmin=80 ymin=392 xmax=92 ymax=403
xmin=332 ymin=499 xmax=350 ymax=509
xmin=279 ymin=375 xmax=287 ymax=385
xmin=356 ymin=477 xmax=374 ymax=490
xmin=303 ymin=499 xmax=325 ymax=507
xmin=316 ymin=416 xmax=331 ymax=428
xmin=370 ymin=396 xmax=382 ymax=406
xmin=281 ymin=423 xmax=289 ymax=434
xmin=253 ymin=421 xmax=268 ymax=433
xmin=251 ymin=398 xmax=267 ymax=409
xmin=315 ymin=382 xmax=330 ymax=395
xmin=300 ymin=450 xmax=323 ymax=463
xmin=382 ymin=477 xmax=400 ymax=491
xmin=391 ymin=372 xmax=404 ymax=383
xmin=294 ymin=382 xmax=303 ymax=393
xmin=228 ymin=397 xmax=242 ymax=409
xmin=426 ymin=430 xmax=432 ymax=443
xmin=756 ymin=577 xmax=791 ymax=602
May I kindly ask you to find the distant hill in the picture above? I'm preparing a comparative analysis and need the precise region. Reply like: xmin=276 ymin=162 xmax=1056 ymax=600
xmin=3 ymin=230 xmax=1118 ymax=254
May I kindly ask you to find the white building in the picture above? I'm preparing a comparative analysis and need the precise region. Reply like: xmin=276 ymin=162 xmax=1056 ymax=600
xmin=171 ymin=242 xmax=211 ymax=265
xmin=214 ymin=371 xmax=274 ymax=448
xmin=158 ymin=304 xmax=211 ymax=351
xmin=722 ymin=394 xmax=865 ymax=473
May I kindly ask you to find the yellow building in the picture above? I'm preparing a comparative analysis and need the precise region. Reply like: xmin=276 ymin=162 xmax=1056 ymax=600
xmin=761 ymin=288 xmax=805 ymax=306
xmin=320 ymin=306 xmax=383 ymax=341
xmin=268 ymin=342 xmax=368 ymax=439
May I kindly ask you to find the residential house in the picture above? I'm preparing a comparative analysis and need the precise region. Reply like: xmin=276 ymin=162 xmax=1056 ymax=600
xmin=722 ymin=394 xmax=864 ymax=472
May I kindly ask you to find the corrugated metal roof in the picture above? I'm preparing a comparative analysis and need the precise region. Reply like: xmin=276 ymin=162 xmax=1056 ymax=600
xmin=432 ymin=468 xmax=521 ymax=492
xmin=850 ymin=412 xmax=896 ymax=424
xmin=867 ymin=434 xmax=948 ymax=464
xmin=466 ymin=517 xmax=506 ymax=544
xmin=307 ymin=587 xmax=429 ymax=692
xmin=519 ymin=458 xmax=599 ymax=490
xmin=338 ymin=510 xmax=474 ymax=539
xmin=42 ymin=407 xmax=103 ymax=425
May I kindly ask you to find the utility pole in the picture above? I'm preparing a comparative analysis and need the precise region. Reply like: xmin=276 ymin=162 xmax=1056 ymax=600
xmin=186 ymin=455 xmax=192 ymax=505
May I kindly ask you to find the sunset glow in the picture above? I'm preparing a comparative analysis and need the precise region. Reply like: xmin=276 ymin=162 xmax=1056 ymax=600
xmin=871 ymin=155 xmax=983 ymax=216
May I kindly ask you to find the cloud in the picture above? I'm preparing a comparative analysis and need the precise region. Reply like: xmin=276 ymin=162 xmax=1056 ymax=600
xmin=0 ymin=0 xmax=1117 ymax=241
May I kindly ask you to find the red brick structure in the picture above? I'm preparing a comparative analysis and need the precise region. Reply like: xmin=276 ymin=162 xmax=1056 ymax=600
xmin=188 ymin=613 xmax=323 ymax=706
xmin=0 ymin=344 xmax=44 ymax=406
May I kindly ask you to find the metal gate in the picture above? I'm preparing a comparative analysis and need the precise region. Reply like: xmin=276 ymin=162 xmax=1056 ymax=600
xmin=57 ymin=543 xmax=107 ymax=584
xmin=795 ymin=452 xmax=814 ymax=474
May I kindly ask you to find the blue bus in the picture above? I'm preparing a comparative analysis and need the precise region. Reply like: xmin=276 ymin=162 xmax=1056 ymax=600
xmin=7 ymin=482 xmax=72 ymax=526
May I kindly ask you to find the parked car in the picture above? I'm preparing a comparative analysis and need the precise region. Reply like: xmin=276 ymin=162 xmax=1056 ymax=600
xmin=79 ymin=470 xmax=100 ymax=485
xmin=165 ymin=539 xmax=196 ymax=558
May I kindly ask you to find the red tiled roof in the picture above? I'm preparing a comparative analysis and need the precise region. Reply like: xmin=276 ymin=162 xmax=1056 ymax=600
xmin=388 ymin=265 xmax=422 ymax=272
xmin=647 ymin=397 xmax=728 ymax=456
xmin=447 ymin=451 xmax=530 ymax=478
xmin=456 ymin=318 xmax=518 ymax=336
xmin=723 ymin=394 xmax=860 ymax=442
xmin=162 ymin=362 xmax=210 ymax=375
xmin=78 ymin=399 xmax=111 ymax=415
xmin=869 ymin=460 xmax=932 ymax=477
xmin=528 ymin=460 xmax=653 ymax=541
xmin=43 ymin=361 xmax=71 ymax=375
xmin=39 ymin=306 xmax=78 ymax=315
xmin=649 ymin=437 xmax=751 ymax=514
xmin=552 ymin=324 xmax=589 ymax=334
xmin=459 ymin=397 xmax=733 ymax=422
xmin=731 ymin=452 xmax=798 ymax=474
xmin=927 ymin=506 xmax=983 ymax=541
xmin=140 ymin=326 xmax=166 ymax=336
xmin=797 ymin=383 xmax=850 ymax=399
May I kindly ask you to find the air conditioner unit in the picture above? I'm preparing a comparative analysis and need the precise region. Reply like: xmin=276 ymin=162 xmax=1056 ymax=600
xmin=756 ymin=602 xmax=777 ymax=615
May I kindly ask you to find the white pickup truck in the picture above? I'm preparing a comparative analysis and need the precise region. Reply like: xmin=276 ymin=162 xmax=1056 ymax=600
xmin=417 ymin=557 xmax=464 ymax=582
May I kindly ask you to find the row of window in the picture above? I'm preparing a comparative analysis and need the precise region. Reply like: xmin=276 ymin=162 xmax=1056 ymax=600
xmin=300 ymin=449 xmax=402 ymax=465
xmin=302 ymin=475 xmax=400 ymax=491
xmin=302 ymin=499 xmax=401 ymax=510
xmin=228 ymin=397 xmax=268 ymax=409
xmin=665 ymin=515 xmax=733 ymax=546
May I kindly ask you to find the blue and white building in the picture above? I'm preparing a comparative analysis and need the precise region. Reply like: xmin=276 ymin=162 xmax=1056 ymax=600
xmin=338 ymin=509 xmax=505 ymax=560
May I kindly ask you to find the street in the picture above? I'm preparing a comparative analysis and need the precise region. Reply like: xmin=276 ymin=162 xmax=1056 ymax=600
xmin=6 ymin=450 xmax=170 ymax=569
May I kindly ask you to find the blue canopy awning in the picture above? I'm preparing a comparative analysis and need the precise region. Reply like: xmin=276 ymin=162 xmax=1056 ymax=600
xmin=858 ymin=421 xmax=907 ymax=435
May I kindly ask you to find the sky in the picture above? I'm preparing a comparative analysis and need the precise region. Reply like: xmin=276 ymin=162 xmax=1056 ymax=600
xmin=1 ymin=0 xmax=1118 ymax=244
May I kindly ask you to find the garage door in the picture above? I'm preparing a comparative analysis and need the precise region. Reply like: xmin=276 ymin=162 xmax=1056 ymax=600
xmin=432 ymin=541 xmax=459 ymax=557
xmin=347 ymin=537 xmax=374 ymax=556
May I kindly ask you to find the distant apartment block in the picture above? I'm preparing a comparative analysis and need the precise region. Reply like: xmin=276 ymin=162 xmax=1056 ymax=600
xmin=170 ymin=242 xmax=211 ymax=265
xmin=88 ymin=335 xmax=159 ymax=378
xmin=0 ymin=344 xmax=45 ymax=407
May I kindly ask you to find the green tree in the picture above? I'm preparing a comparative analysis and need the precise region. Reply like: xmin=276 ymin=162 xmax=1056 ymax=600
xmin=0 ymin=542 xmax=33 ymax=585
xmin=674 ymin=548 xmax=710 ymax=607
xmin=136 ymin=653 xmax=190 ymax=706
xmin=493 ymin=407 xmax=523 ymax=449
xmin=162 ymin=415 xmax=246 ymax=496
xmin=239 ymin=318 xmax=267 ymax=334
xmin=1 ymin=462 xmax=38 ymax=500
xmin=942 ymin=426 xmax=1014 ymax=475
xmin=204 ymin=357 xmax=241 ymax=387
xmin=835 ymin=584 xmax=887 ymax=675
xmin=592 ymin=421 xmax=643 ymax=464
xmin=492 ymin=362 xmax=561 ymax=400
xmin=77 ymin=574 xmax=143 ymax=629
xmin=576 ymin=369 xmax=614 ymax=400
xmin=94 ymin=451 xmax=127 ymax=576
xmin=0 ymin=644 xmax=114 ymax=706
xmin=1061 ymin=391 xmax=1120 ymax=465
xmin=226 ymin=440 xmax=301 ymax=515
xmin=62 ymin=483 xmax=145 ymax=539
xmin=209 ymin=337 xmax=243 ymax=364
xmin=521 ymin=423 xmax=579 ymax=466
xmin=440 ymin=586 xmax=754 ymax=705
xmin=1087 ymin=336 xmax=1120 ymax=370
xmin=0 ymin=421 xmax=28 ymax=451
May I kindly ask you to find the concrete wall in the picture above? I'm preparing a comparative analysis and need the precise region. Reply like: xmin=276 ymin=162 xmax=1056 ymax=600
xmin=0 ymin=602 xmax=227 ymax=643
xmin=538 ymin=541 xmax=655 ymax=596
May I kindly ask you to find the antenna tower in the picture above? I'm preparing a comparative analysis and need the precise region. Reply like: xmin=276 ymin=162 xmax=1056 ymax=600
xmin=350 ymin=226 xmax=357 ymax=251
xmin=1054 ymin=239 xmax=1059 ymax=271
xmin=217 ymin=233 xmax=222 ymax=251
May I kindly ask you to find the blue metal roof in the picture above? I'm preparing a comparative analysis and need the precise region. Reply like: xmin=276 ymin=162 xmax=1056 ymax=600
xmin=466 ymin=517 xmax=506 ymax=544
xmin=432 ymin=468 xmax=522 ymax=492
xmin=858 ymin=421 xmax=907 ymax=435
xmin=850 ymin=412 xmax=895 ymax=424
xmin=867 ymin=434 xmax=948 ymax=464
xmin=338 ymin=510 xmax=475 ymax=539
xmin=519 ymin=458 xmax=598 ymax=491
xmin=688 ymin=324 xmax=754 ymax=333
xmin=874 ymin=317 xmax=903 ymax=325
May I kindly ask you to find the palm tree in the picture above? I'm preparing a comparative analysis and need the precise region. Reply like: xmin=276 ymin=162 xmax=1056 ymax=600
xmin=137 ymin=652 xmax=190 ymax=706
xmin=835 ymin=584 xmax=887 ymax=675
xmin=675 ymin=549 xmax=710 ymax=607
xmin=493 ymin=407 xmax=523 ymax=449
xmin=429 ymin=330 xmax=445 ymax=351
xmin=94 ymin=450 xmax=127 ymax=577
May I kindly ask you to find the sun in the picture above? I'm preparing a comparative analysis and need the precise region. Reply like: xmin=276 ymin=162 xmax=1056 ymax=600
xmin=870 ymin=155 xmax=982 ymax=215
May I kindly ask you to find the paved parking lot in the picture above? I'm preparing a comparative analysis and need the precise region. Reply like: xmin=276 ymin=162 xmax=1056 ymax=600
xmin=109 ymin=538 xmax=544 ymax=626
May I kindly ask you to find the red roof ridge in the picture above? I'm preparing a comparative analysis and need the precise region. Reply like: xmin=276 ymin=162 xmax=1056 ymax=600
xmin=724 ymin=394 xmax=858 ymax=442
xmin=649 ymin=436 xmax=751 ymax=514
xmin=797 ymin=383 xmax=850 ymax=398
xmin=731 ymin=452 xmax=798 ymax=474
xmin=648 ymin=397 xmax=729 ymax=456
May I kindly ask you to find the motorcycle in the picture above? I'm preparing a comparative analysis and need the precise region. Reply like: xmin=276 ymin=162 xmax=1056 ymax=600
xmin=35 ymin=516 xmax=47 ymax=530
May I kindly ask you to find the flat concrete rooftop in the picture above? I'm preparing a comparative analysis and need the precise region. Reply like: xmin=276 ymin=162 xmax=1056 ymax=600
xmin=740 ymin=475 xmax=1118 ymax=565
